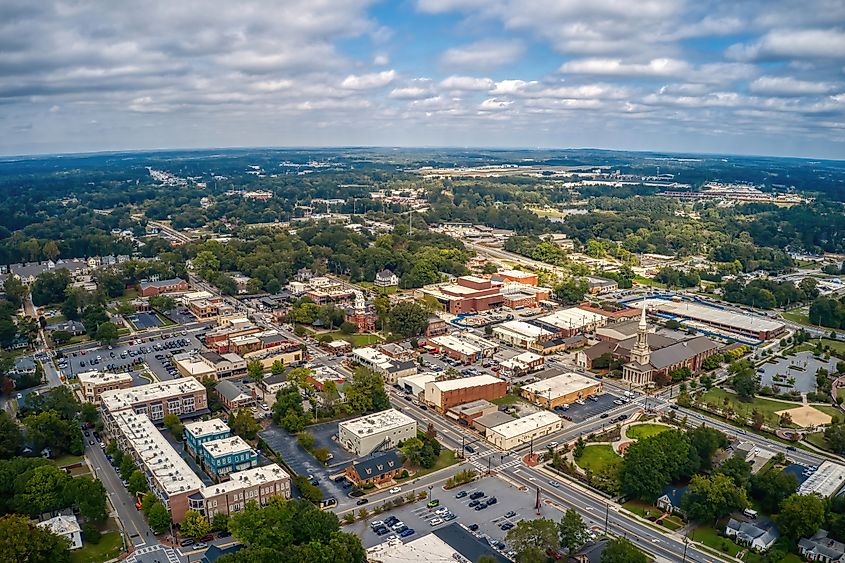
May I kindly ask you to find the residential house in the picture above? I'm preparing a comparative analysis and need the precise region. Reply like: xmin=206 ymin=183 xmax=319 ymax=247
xmin=215 ymin=380 xmax=256 ymax=412
xmin=656 ymin=484 xmax=688 ymax=515
xmin=725 ymin=517 xmax=779 ymax=552
xmin=138 ymin=277 xmax=189 ymax=297
xmin=800 ymin=529 xmax=845 ymax=562
xmin=13 ymin=356 xmax=37 ymax=376
xmin=48 ymin=320 xmax=86 ymax=335
xmin=345 ymin=450 xmax=404 ymax=486
xmin=374 ymin=269 xmax=399 ymax=288
xmin=37 ymin=515 xmax=82 ymax=550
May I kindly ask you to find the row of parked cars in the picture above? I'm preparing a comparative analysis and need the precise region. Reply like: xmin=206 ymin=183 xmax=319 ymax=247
xmin=370 ymin=515 xmax=415 ymax=539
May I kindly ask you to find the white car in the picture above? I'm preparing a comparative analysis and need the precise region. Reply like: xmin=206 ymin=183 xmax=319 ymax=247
xmin=435 ymin=507 xmax=449 ymax=516
xmin=389 ymin=486 xmax=402 ymax=494
xmin=370 ymin=520 xmax=384 ymax=529
xmin=430 ymin=517 xmax=444 ymax=526
xmin=391 ymin=521 xmax=405 ymax=531
xmin=547 ymin=441 xmax=559 ymax=448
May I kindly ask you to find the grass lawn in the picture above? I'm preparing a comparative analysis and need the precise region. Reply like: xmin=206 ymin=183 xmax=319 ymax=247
xmin=633 ymin=275 xmax=666 ymax=289
xmin=622 ymin=499 xmax=661 ymax=519
xmin=625 ymin=423 xmax=670 ymax=440
xmin=838 ymin=387 xmax=845 ymax=402
xmin=822 ymin=338 xmax=845 ymax=355
xmin=691 ymin=525 xmax=743 ymax=557
xmin=491 ymin=394 xmax=525 ymax=406
xmin=805 ymin=431 xmax=830 ymax=451
xmin=575 ymin=445 xmax=622 ymax=474
xmin=69 ymin=532 xmax=123 ymax=563
xmin=410 ymin=450 xmax=458 ymax=479
xmin=51 ymin=454 xmax=85 ymax=468
xmin=782 ymin=310 xmax=811 ymax=326
xmin=698 ymin=388 xmax=803 ymax=426
xmin=814 ymin=404 xmax=843 ymax=420
xmin=325 ymin=331 xmax=384 ymax=347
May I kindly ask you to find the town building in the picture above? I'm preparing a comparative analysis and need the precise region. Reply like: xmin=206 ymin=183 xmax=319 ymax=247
xmin=138 ymin=277 xmax=189 ymax=297
xmin=366 ymin=525 xmax=508 ymax=563
xmin=499 ymin=351 xmax=544 ymax=376
xmin=425 ymin=315 xmax=449 ymax=337
xmin=379 ymin=342 xmax=416 ymax=361
xmin=184 ymin=418 xmax=231 ymax=456
xmin=188 ymin=296 xmax=235 ymax=319
xmin=485 ymin=411 xmax=562 ymax=450
xmin=77 ymin=370 xmax=133 ymax=403
xmin=191 ymin=464 xmax=291 ymax=519
xmin=344 ymin=291 xmax=377 ymax=333
xmin=397 ymin=372 xmax=438 ymax=398
xmin=799 ymin=530 xmax=845 ymax=562
xmin=351 ymin=347 xmax=417 ymax=384
xmin=447 ymin=399 xmax=498 ymax=426
xmin=244 ymin=345 xmax=305 ymax=371
xmin=521 ymin=371 xmax=601 ymax=408
xmin=799 ymin=461 xmax=845 ymax=497
xmin=200 ymin=436 xmax=259 ymax=479
xmin=533 ymin=308 xmax=608 ymax=337
xmin=173 ymin=351 xmax=247 ymax=380
xmin=582 ymin=276 xmax=618 ymax=294
xmin=424 ymin=375 xmax=507 ymax=413
xmin=374 ymin=269 xmax=399 ymax=288
xmin=634 ymin=299 xmax=786 ymax=341
xmin=417 ymin=275 xmax=549 ymax=314
xmin=495 ymin=269 xmax=538 ymax=286
xmin=204 ymin=316 xmax=260 ymax=346
xmin=594 ymin=319 xmax=648 ymax=343
xmin=344 ymin=450 xmax=404 ymax=486
xmin=430 ymin=332 xmax=497 ymax=364
xmin=473 ymin=411 xmax=514 ymax=433
xmin=48 ymin=319 xmax=86 ymax=335
xmin=338 ymin=409 xmax=417 ymax=456
xmin=492 ymin=320 xmax=555 ymax=349
xmin=214 ymin=380 xmax=256 ymax=412
xmin=100 ymin=377 xmax=208 ymax=421
xmin=37 ymin=515 xmax=82 ymax=550
xmin=656 ymin=485 xmax=687 ymax=515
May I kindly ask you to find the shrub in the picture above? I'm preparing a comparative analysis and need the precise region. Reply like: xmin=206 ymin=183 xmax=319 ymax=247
xmin=82 ymin=523 xmax=101 ymax=545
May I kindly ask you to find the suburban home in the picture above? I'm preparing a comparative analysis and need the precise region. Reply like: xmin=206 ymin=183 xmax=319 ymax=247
xmin=48 ymin=320 xmax=86 ymax=335
xmin=799 ymin=529 xmax=845 ymax=562
xmin=374 ymin=269 xmax=399 ymax=288
xmin=214 ymin=380 xmax=256 ymax=412
xmin=655 ymin=484 xmax=687 ymax=515
xmin=344 ymin=450 xmax=404 ymax=486
xmin=13 ymin=356 xmax=37 ymax=376
xmin=37 ymin=514 xmax=82 ymax=550
xmin=569 ymin=539 xmax=610 ymax=563
xmin=725 ymin=517 xmax=779 ymax=552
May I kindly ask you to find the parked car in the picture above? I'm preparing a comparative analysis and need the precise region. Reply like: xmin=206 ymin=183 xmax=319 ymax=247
xmin=389 ymin=486 xmax=401 ymax=494
xmin=504 ymin=511 xmax=516 ymax=518
xmin=485 ymin=497 xmax=497 ymax=506
xmin=455 ymin=491 xmax=468 ymax=499
xmin=430 ymin=518 xmax=443 ymax=526
xmin=399 ymin=528 xmax=415 ymax=537
xmin=356 ymin=498 xmax=369 ymax=506
xmin=500 ymin=522 xmax=514 ymax=531
xmin=426 ymin=499 xmax=440 ymax=508
xmin=468 ymin=523 xmax=479 ymax=531
xmin=469 ymin=491 xmax=485 ymax=500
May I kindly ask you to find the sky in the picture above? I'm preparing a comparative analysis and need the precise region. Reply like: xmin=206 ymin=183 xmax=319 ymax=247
xmin=1 ymin=0 xmax=844 ymax=159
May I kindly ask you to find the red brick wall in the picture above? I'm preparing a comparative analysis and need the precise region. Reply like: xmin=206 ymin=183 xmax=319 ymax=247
xmin=439 ymin=381 xmax=508 ymax=411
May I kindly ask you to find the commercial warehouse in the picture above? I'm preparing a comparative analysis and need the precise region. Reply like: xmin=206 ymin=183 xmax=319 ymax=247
xmin=521 ymin=372 xmax=602 ymax=408
xmin=424 ymin=374 xmax=508 ymax=413
xmin=633 ymin=299 xmax=786 ymax=341
xmin=338 ymin=409 xmax=417 ymax=456
xmin=485 ymin=411 xmax=562 ymax=450
xmin=535 ymin=308 xmax=608 ymax=336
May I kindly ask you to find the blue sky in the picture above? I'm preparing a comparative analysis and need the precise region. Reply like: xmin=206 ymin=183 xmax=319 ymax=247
xmin=0 ymin=0 xmax=844 ymax=158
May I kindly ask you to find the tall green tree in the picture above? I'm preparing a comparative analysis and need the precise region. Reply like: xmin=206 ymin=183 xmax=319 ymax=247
xmin=0 ymin=411 xmax=22 ymax=459
xmin=777 ymin=493 xmax=825 ymax=540
xmin=681 ymin=473 xmax=748 ymax=523
xmin=147 ymin=501 xmax=172 ymax=534
xmin=558 ymin=508 xmax=588 ymax=554
xmin=505 ymin=518 xmax=560 ymax=561
xmin=181 ymin=510 xmax=211 ymax=539
xmin=0 ymin=514 xmax=71 ymax=563
xmin=601 ymin=538 xmax=647 ymax=563
xmin=386 ymin=302 xmax=428 ymax=338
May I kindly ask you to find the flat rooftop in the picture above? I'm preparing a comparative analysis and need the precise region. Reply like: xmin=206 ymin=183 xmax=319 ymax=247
xmin=339 ymin=408 xmax=416 ymax=436
xmin=200 ymin=464 xmax=291 ymax=498
xmin=77 ymin=370 xmax=133 ymax=385
xmin=366 ymin=534 xmax=459 ymax=563
xmin=494 ymin=320 xmax=554 ymax=339
xmin=202 ymin=435 xmax=255 ymax=458
xmin=113 ymin=411 xmax=204 ymax=496
xmin=487 ymin=411 xmax=561 ymax=439
xmin=428 ymin=374 xmax=503 ymax=392
xmin=799 ymin=460 xmax=845 ymax=497
xmin=635 ymin=299 xmax=785 ymax=334
xmin=431 ymin=335 xmax=481 ymax=356
xmin=522 ymin=372 xmax=598 ymax=400
xmin=101 ymin=377 xmax=205 ymax=413
xmin=539 ymin=307 xmax=606 ymax=329
xmin=184 ymin=418 xmax=230 ymax=440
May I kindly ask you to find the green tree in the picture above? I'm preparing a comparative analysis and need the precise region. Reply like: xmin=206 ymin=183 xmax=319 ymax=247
xmin=0 ymin=411 xmax=22 ymax=459
xmin=718 ymin=456 xmax=752 ymax=489
xmin=825 ymin=423 xmax=845 ymax=454
xmin=0 ymin=514 xmax=71 ymax=563
xmin=162 ymin=413 xmax=184 ymax=440
xmin=63 ymin=475 xmax=107 ymax=522
xmin=505 ymin=518 xmax=560 ymax=560
xmin=681 ymin=473 xmax=748 ymax=523
xmin=146 ymin=501 xmax=172 ymax=534
xmin=601 ymin=538 xmax=647 ymax=563
xmin=95 ymin=321 xmax=119 ymax=344
xmin=230 ymin=408 xmax=260 ymax=440
xmin=149 ymin=294 xmax=176 ymax=312
xmin=558 ymin=508 xmax=588 ymax=554
xmin=128 ymin=470 xmax=149 ymax=496
xmin=345 ymin=368 xmax=389 ymax=413
xmin=553 ymin=278 xmax=588 ymax=305
xmin=119 ymin=454 xmax=137 ymax=481
xmin=50 ymin=330 xmax=73 ymax=345
xmin=3 ymin=277 xmax=28 ymax=309
xmin=750 ymin=469 xmax=798 ymax=514
xmin=79 ymin=402 xmax=98 ymax=425
xmin=211 ymin=513 xmax=229 ymax=532
xmin=271 ymin=360 xmax=285 ymax=375
xmin=14 ymin=464 xmax=70 ymax=516
xmin=247 ymin=359 xmax=265 ymax=382
xmin=386 ymin=302 xmax=429 ymax=338
xmin=777 ymin=493 xmax=825 ymax=540
xmin=181 ymin=510 xmax=211 ymax=539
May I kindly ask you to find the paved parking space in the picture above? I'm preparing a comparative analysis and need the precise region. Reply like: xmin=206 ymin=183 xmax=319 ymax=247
xmin=166 ymin=307 xmax=196 ymax=325
xmin=347 ymin=475 xmax=536 ymax=554
xmin=305 ymin=420 xmax=358 ymax=467
xmin=559 ymin=392 xmax=622 ymax=423
xmin=129 ymin=312 xmax=164 ymax=329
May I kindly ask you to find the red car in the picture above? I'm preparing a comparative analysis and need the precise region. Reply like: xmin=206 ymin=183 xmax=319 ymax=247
xmin=546 ymin=548 xmax=562 ymax=560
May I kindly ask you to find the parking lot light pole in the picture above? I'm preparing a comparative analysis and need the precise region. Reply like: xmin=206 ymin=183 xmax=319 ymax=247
xmin=428 ymin=485 xmax=432 ymax=505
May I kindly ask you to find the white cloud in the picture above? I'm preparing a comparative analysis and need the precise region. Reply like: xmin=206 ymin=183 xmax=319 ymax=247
xmin=728 ymin=29 xmax=845 ymax=61
xmin=441 ymin=40 xmax=524 ymax=70
xmin=340 ymin=70 xmax=396 ymax=90
xmin=560 ymin=58 xmax=689 ymax=77
xmin=373 ymin=54 xmax=389 ymax=66
xmin=749 ymin=76 xmax=840 ymax=96
xmin=479 ymin=98 xmax=513 ymax=110
xmin=490 ymin=79 xmax=535 ymax=95
xmin=439 ymin=75 xmax=494 ymax=91
xmin=389 ymin=86 xmax=432 ymax=99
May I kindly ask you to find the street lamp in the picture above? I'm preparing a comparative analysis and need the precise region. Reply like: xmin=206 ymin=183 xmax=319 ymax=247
xmin=428 ymin=485 xmax=433 ymax=505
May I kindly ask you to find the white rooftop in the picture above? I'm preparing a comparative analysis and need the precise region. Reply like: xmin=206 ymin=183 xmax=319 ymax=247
xmin=799 ymin=460 xmax=845 ymax=497
xmin=498 ymin=269 xmax=535 ymax=279
xmin=487 ymin=410 xmax=561 ymax=439
xmin=431 ymin=334 xmax=481 ymax=356
xmin=200 ymin=464 xmax=290 ymax=498
xmin=352 ymin=347 xmax=395 ymax=368
xmin=428 ymin=374 xmax=503 ymax=392
xmin=635 ymin=299 xmax=785 ymax=334
xmin=183 ymin=418 xmax=230 ymax=440
xmin=112 ymin=410 xmax=204 ymax=495
xmin=539 ymin=307 xmax=606 ymax=330
xmin=38 ymin=514 xmax=81 ymax=537
xmin=494 ymin=320 xmax=554 ymax=339
xmin=366 ymin=534 xmax=462 ymax=563
xmin=339 ymin=408 xmax=416 ymax=436
xmin=101 ymin=377 xmax=205 ymax=413
xmin=77 ymin=370 xmax=133 ymax=385
xmin=522 ymin=372 xmax=598 ymax=400
xmin=202 ymin=435 xmax=255 ymax=458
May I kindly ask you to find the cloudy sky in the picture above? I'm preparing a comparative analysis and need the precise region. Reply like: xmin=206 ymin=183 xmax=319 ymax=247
xmin=2 ymin=0 xmax=844 ymax=158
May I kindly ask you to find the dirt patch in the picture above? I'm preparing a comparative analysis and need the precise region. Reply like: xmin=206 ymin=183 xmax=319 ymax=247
xmin=776 ymin=405 xmax=832 ymax=427
xmin=616 ymin=441 xmax=632 ymax=456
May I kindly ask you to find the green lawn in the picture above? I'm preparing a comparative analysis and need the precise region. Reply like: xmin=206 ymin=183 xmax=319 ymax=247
xmin=633 ymin=275 xmax=666 ymax=289
xmin=325 ymin=332 xmax=384 ymax=347
xmin=822 ymin=338 xmax=845 ymax=355
xmin=698 ymin=388 xmax=803 ymax=426
xmin=51 ymin=454 xmax=85 ymax=468
xmin=491 ymin=394 xmax=525 ymax=406
xmin=622 ymin=499 xmax=661 ymax=519
xmin=575 ymin=445 xmax=622 ymax=474
xmin=782 ymin=310 xmax=811 ymax=326
xmin=69 ymin=532 xmax=123 ymax=563
xmin=814 ymin=404 xmax=842 ymax=420
xmin=410 ymin=450 xmax=458 ymax=479
xmin=805 ymin=431 xmax=830 ymax=451
xmin=626 ymin=423 xmax=670 ymax=440
xmin=691 ymin=525 xmax=743 ymax=557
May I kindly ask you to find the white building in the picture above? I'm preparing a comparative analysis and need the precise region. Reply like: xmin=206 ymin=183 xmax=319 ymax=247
xmin=492 ymin=320 xmax=554 ymax=348
xmin=485 ymin=411 xmax=562 ymax=450
xmin=77 ymin=370 xmax=133 ymax=403
xmin=338 ymin=408 xmax=417 ymax=456
xmin=397 ymin=372 xmax=438 ymax=397
xmin=351 ymin=347 xmax=417 ymax=383
xmin=537 ymin=307 xmax=608 ymax=334
xmin=38 ymin=515 xmax=82 ymax=550
xmin=799 ymin=461 xmax=845 ymax=497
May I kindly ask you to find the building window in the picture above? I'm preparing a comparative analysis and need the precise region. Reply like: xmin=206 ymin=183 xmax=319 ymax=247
xmin=167 ymin=399 xmax=181 ymax=415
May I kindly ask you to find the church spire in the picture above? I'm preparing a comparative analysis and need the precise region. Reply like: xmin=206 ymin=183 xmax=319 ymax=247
xmin=630 ymin=302 xmax=651 ymax=366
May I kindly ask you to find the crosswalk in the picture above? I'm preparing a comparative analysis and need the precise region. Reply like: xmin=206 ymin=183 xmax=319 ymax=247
xmin=125 ymin=544 xmax=180 ymax=563
xmin=466 ymin=449 xmax=523 ymax=473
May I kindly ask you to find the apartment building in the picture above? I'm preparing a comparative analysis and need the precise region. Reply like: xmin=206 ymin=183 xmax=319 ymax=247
xmin=191 ymin=465 xmax=291 ymax=519
xmin=200 ymin=436 xmax=259 ymax=479
xmin=338 ymin=409 xmax=417 ymax=456
xmin=100 ymin=377 xmax=208 ymax=421
xmin=424 ymin=375 xmax=507 ymax=413
xmin=184 ymin=418 xmax=231 ymax=456
xmin=77 ymin=370 xmax=133 ymax=403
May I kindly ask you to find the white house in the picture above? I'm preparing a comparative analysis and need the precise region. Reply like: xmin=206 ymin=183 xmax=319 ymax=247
xmin=725 ymin=518 xmax=779 ymax=552
xmin=38 ymin=514 xmax=83 ymax=550
xmin=374 ymin=269 xmax=399 ymax=288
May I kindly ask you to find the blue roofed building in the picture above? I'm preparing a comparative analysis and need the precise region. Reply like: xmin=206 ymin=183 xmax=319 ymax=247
xmin=656 ymin=484 xmax=688 ymax=515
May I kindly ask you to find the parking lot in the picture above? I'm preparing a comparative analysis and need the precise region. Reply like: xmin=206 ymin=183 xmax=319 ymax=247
xmin=556 ymin=392 xmax=624 ymax=423
xmin=128 ymin=312 xmax=164 ymax=329
xmin=347 ymin=475 xmax=541 ymax=556
xmin=58 ymin=331 xmax=205 ymax=382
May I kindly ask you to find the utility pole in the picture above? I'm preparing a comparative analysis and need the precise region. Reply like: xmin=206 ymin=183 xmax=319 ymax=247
xmin=604 ymin=503 xmax=610 ymax=535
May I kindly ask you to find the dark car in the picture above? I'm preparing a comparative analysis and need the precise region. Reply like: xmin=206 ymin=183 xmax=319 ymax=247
xmin=356 ymin=498 xmax=369 ymax=506
xmin=200 ymin=534 xmax=214 ymax=542
xmin=600 ymin=413 xmax=609 ymax=418
xmin=485 ymin=497 xmax=497 ymax=506
xmin=400 ymin=528 xmax=415 ymax=538
xmin=455 ymin=491 xmax=468 ymax=499
xmin=469 ymin=491 xmax=485 ymax=500
xmin=618 ymin=414 xmax=629 ymax=420
xmin=374 ymin=526 xmax=389 ymax=535
xmin=786 ymin=446 xmax=797 ymax=451
xmin=474 ymin=503 xmax=487 ymax=511
xmin=464 ymin=445 xmax=475 ymax=453
xmin=468 ymin=500 xmax=480 ymax=507
xmin=218 ymin=530 xmax=232 ymax=538
xmin=180 ymin=539 xmax=195 ymax=547
xmin=468 ymin=523 xmax=479 ymax=531
xmin=493 ymin=541 xmax=506 ymax=550
xmin=385 ymin=516 xmax=399 ymax=526
xmin=404 ymin=395 xmax=412 ymax=401
xmin=500 ymin=522 xmax=514 ymax=531
xmin=333 ymin=475 xmax=346 ymax=482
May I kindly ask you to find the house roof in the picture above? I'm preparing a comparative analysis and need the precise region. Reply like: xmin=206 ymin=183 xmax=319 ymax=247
xmin=215 ymin=379 xmax=252 ymax=402
xmin=14 ymin=357 xmax=36 ymax=371
xmin=799 ymin=530 xmax=845 ymax=560
xmin=376 ymin=269 xmax=396 ymax=280
xmin=351 ymin=450 xmax=402 ymax=479
xmin=139 ymin=277 xmax=186 ymax=290
xmin=432 ymin=523 xmax=509 ymax=563
xmin=569 ymin=539 xmax=610 ymax=563
xmin=648 ymin=336 xmax=719 ymax=370
xmin=659 ymin=484 xmax=688 ymax=507
xmin=726 ymin=517 xmax=779 ymax=546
